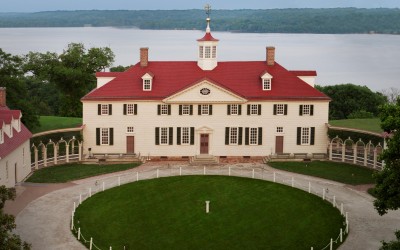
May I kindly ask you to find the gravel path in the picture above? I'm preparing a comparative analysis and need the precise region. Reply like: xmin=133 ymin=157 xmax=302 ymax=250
xmin=7 ymin=162 xmax=400 ymax=250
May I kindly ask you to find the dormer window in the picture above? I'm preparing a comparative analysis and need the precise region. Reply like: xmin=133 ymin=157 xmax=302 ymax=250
xmin=142 ymin=73 xmax=153 ymax=91
xmin=261 ymin=72 xmax=273 ymax=91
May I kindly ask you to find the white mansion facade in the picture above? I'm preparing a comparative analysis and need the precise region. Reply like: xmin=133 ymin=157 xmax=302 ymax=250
xmin=81 ymin=18 xmax=330 ymax=159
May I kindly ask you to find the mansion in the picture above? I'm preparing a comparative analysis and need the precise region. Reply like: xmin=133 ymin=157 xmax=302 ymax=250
xmin=81 ymin=17 xmax=330 ymax=159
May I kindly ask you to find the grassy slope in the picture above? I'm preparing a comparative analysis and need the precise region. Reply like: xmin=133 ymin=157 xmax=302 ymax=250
xmin=329 ymin=118 xmax=382 ymax=133
xmin=268 ymin=161 xmax=375 ymax=185
xmin=26 ymin=163 xmax=141 ymax=183
xmin=74 ymin=176 xmax=345 ymax=250
xmin=32 ymin=116 xmax=82 ymax=133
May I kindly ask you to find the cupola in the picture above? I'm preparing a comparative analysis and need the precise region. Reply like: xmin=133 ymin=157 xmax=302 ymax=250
xmin=197 ymin=4 xmax=219 ymax=71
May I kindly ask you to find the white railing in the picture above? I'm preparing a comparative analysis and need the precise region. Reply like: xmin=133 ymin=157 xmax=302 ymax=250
xmin=70 ymin=166 xmax=349 ymax=250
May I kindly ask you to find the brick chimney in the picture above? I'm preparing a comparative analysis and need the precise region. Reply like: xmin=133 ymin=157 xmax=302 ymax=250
xmin=266 ymin=47 xmax=275 ymax=66
xmin=140 ymin=47 xmax=149 ymax=67
xmin=0 ymin=87 xmax=6 ymax=107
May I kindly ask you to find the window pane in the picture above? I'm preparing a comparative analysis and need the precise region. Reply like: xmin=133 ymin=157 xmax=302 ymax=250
xmin=303 ymin=105 xmax=310 ymax=115
xmin=301 ymin=127 xmax=310 ymax=145
xmin=201 ymin=105 xmax=209 ymax=115
xmin=101 ymin=128 xmax=109 ymax=145
xmin=276 ymin=104 xmax=284 ymax=115
xmin=101 ymin=104 xmax=109 ymax=115
xmin=250 ymin=128 xmax=258 ymax=145
xmin=230 ymin=127 xmax=238 ymax=144
xmin=182 ymin=127 xmax=190 ymax=144
xmin=160 ymin=127 xmax=168 ymax=145
xmin=205 ymin=46 xmax=211 ymax=58
xmin=127 ymin=126 xmax=134 ymax=133
xmin=182 ymin=105 xmax=190 ymax=115
xmin=250 ymin=104 xmax=258 ymax=115
xmin=231 ymin=104 xmax=238 ymax=115
xmin=161 ymin=104 xmax=169 ymax=115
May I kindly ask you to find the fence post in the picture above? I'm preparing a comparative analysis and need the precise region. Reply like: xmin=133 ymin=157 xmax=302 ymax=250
xmin=79 ymin=194 xmax=82 ymax=204
xmin=333 ymin=196 xmax=336 ymax=207
xmin=71 ymin=213 xmax=74 ymax=230
xmin=273 ymin=172 xmax=276 ymax=182
xmin=78 ymin=227 xmax=81 ymax=240
xmin=341 ymin=143 xmax=345 ymax=162
xmin=291 ymin=177 xmax=294 ymax=187
xmin=340 ymin=228 xmax=343 ymax=242
xmin=89 ymin=187 xmax=92 ymax=197
xmin=90 ymin=237 xmax=93 ymax=250
xmin=229 ymin=167 xmax=231 ymax=176
xmin=204 ymin=166 xmax=206 ymax=175
xmin=136 ymin=172 xmax=139 ymax=181
xmin=323 ymin=188 xmax=325 ymax=200
xmin=340 ymin=203 xmax=343 ymax=215
xmin=34 ymin=146 xmax=39 ymax=170
xmin=252 ymin=169 xmax=255 ymax=178
xmin=180 ymin=167 xmax=182 ymax=176
xmin=73 ymin=202 xmax=76 ymax=213
xmin=308 ymin=182 xmax=311 ymax=193
xmin=102 ymin=182 xmax=105 ymax=192
xmin=118 ymin=176 xmax=121 ymax=186
xmin=329 ymin=142 xmax=333 ymax=161
xmin=330 ymin=238 xmax=333 ymax=250
xmin=110 ymin=247 xmax=112 ymax=250
xmin=157 ymin=169 xmax=159 ymax=178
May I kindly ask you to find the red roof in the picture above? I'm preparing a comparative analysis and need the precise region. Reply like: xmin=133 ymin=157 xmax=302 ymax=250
xmin=0 ymin=107 xmax=32 ymax=159
xmin=197 ymin=32 xmax=219 ymax=42
xmin=290 ymin=70 xmax=317 ymax=77
xmin=82 ymin=61 xmax=329 ymax=101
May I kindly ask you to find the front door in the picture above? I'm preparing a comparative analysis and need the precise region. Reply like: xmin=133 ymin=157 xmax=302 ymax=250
xmin=126 ymin=136 xmax=135 ymax=154
xmin=275 ymin=136 xmax=284 ymax=154
xmin=200 ymin=134 xmax=209 ymax=154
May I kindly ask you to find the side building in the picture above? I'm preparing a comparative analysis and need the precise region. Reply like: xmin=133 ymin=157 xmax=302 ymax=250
xmin=81 ymin=18 xmax=330 ymax=160
xmin=0 ymin=87 xmax=32 ymax=187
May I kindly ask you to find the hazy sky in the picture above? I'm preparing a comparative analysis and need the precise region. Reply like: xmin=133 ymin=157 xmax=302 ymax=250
xmin=1 ymin=0 xmax=399 ymax=12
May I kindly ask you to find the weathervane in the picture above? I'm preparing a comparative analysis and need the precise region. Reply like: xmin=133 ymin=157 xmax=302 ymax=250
xmin=204 ymin=4 xmax=211 ymax=18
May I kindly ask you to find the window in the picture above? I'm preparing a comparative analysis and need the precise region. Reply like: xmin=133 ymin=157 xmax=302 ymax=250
xmin=225 ymin=127 xmax=243 ymax=145
xmin=127 ymin=126 xmax=134 ymax=133
xmin=143 ymin=79 xmax=151 ymax=90
xmin=228 ymin=104 xmax=241 ymax=115
xmin=96 ymin=128 xmax=114 ymax=146
xmin=198 ymin=104 xmax=212 ymax=115
xmin=155 ymin=127 xmax=173 ymax=145
xmin=273 ymin=104 xmax=288 ymax=115
xmin=124 ymin=104 xmax=137 ymax=115
xmin=177 ymin=127 xmax=194 ymax=145
xmin=212 ymin=46 xmax=217 ymax=58
xmin=179 ymin=105 xmax=193 ymax=115
xmin=205 ymin=46 xmax=211 ymax=58
xmin=299 ymin=105 xmax=314 ymax=116
xmin=199 ymin=46 xmax=204 ymax=58
xmin=200 ymin=88 xmax=211 ymax=95
xmin=142 ymin=73 xmax=153 ymax=91
xmin=97 ymin=104 xmax=112 ymax=115
xmin=297 ymin=127 xmax=315 ymax=145
xmin=276 ymin=127 xmax=284 ymax=133
xmin=263 ymin=79 xmax=271 ymax=90
xmin=158 ymin=104 xmax=171 ymax=115
xmin=101 ymin=128 xmax=109 ymax=145
xmin=247 ymin=104 xmax=261 ymax=115
xmin=245 ymin=127 xmax=262 ymax=145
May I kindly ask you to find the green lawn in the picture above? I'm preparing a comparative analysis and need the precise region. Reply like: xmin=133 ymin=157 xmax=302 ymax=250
xmin=26 ymin=163 xmax=141 ymax=183
xmin=74 ymin=176 xmax=345 ymax=250
xmin=268 ymin=161 xmax=375 ymax=185
xmin=32 ymin=116 xmax=83 ymax=133
xmin=329 ymin=118 xmax=382 ymax=133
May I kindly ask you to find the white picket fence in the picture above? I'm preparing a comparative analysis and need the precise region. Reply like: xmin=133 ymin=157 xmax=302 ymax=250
xmin=70 ymin=166 xmax=349 ymax=250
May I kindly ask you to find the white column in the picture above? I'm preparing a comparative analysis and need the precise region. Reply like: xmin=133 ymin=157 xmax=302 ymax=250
xmin=205 ymin=201 xmax=210 ymax=213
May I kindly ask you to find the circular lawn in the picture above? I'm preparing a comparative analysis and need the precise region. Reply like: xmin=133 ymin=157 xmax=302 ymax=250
xmin=73 ymin=176 xmax=345 ymax=249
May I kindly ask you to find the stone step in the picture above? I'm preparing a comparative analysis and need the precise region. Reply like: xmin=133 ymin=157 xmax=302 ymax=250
xmin=190 ymin=155 xmax=219 ymax=165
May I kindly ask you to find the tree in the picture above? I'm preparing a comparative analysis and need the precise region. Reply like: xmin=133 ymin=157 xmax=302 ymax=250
xmin=316 ymin=84 xmax=387 ymax=120
xmin=0 ymin=185 xmax=31 ymax=250
xmin=24 ymin=43 xmax=114 ymax=117
xmin=110 ymin=65 xmax=131 ymax=72
xmin=0 ymin=49 xmax=39 ymax=130
xmin=373 ymin=99 xmax=400 ymax=215
xmin=381 ymin=87 xmax=400 ymax=104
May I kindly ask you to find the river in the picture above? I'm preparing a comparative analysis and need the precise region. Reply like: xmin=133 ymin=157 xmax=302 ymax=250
xmin=1 ymin=27 xmax=399 ymax=91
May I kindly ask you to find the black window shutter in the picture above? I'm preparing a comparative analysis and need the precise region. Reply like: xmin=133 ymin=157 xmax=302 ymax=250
xmin=310 ymin=105 xmax=314 ymax=116
xmin=227 ymin=105 xmax=231 ymax=115
xmin=98 ymin=104 xmax=101 ymax=115
xmin=109 ymin=128 xmax=114 ymax=145
xmin=238 ymin=127 xmax=243 ymax=145
xmin=225 ymin=127 xmax=229 ymax=145
xmin=247 ymin=104 xmax=250 ymax=115
xmin=299 ymin=105 xmax=303 ymax=116
xmin=179 ymin=105 xmax=182 ymax=115
xmin=157 ymin=105 xmax=161 ymax=115
xmin=96 ymin=128 xmax=100 ymax=145
xmin=134 ymin=104 xmax=137 ymax=115
xmin=198 ymin=105 xmax=201 ymax=115
xmin=258 ymin=104 xmax=262 ymax=115
xmin=310 ymin=127 xmax=315 ymax=145
xmin=189 ymin=105 xmax=193 ymax=115
xmin=123 ymin=104 xmax=127 ymax=115
xmin=155 ymin=127 xmax=160 ymax=145
xmin=258 ymin=127 xmax=263 ymax=145
xmin=168 ymin=105 xmax=171 ymax=115
xmin=169 ymin=127 xmax=173 ymax=145
xmin=190 ymin=127 xmax=195 ymax=145
xmin=238 ymin=105 xmax=242 ymax=115
xmin=209 ymin=105 xmax=213 ymax=115
xmin=297 ymin=127 xmax=301 ymax=145
xmin=284 ymin=104 xmax=288 ymax=115
xmin=177 ymin=127 xmax=181 ymax=145
xmin=245 ymin=127 xmax=249 ymax=145
xmin=109 ymin=104 xmax=112 ymax=115
xmin=273 ymin=104 xmax=277 ymax=115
